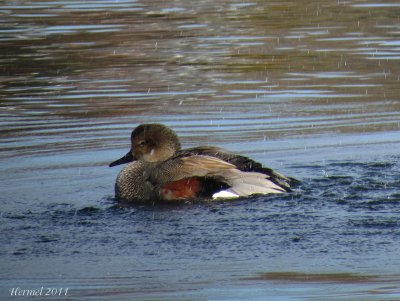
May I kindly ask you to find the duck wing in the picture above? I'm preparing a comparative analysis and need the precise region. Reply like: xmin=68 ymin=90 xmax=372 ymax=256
xmin=150 ymin=155 xmax=286 ymax=198
xmin=175 ymin=146 xmax=294 ymax=191
xmin=151 ymin=155 xmax=235 ymax=183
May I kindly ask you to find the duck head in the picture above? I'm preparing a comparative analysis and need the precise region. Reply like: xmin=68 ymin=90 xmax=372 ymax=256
xmin=109 ymin=123 xmax=181 ymax=167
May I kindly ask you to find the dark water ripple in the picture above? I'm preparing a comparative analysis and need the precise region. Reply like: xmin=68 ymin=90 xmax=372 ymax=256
xmin=2 ymin=157 xmax=399 ymax=265
xmin=1 ymin=157 xmax=400 ymax=300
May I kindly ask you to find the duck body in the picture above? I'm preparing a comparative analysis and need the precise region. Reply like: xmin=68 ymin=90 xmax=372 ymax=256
xmin=110 ymin=124 xmax=294 ymax=203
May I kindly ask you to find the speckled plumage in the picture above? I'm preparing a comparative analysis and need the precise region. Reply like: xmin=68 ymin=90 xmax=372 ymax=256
xmin=115 ymin=161 xmax=155 ymax=202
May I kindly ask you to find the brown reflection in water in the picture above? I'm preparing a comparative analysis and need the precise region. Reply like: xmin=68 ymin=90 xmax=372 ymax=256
xmin=243 ymin=271 xmax=381 ymax=283
xmin=1 ymin=0 xmax=400 ymax=157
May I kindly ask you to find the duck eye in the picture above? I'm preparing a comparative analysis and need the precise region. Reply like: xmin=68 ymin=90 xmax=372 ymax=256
xmin=138 ymin=140 xmax=147 ymax=147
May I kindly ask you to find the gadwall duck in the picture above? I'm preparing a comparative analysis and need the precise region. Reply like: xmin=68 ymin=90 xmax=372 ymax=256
xmin=109 ymin=123 xmax=294 ymax=202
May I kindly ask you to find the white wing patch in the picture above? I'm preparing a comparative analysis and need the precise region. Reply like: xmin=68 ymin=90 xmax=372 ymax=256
xmin=216 ymin=169 xmax=286 ymax=197
xmin=212 ymin=190 xmax=239 ymax=199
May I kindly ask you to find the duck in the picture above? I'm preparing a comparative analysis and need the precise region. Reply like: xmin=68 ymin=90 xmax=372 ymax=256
xmin=109 ymin=123 xmax=294 ymax=202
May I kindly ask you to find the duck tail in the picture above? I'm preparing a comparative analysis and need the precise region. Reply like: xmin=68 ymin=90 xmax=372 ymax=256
xmin=214 ymin=169 xmax=287 ymax=197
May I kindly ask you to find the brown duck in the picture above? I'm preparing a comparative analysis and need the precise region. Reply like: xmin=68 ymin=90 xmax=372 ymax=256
xmin=109 ymin=123 xmax=294 ymax=202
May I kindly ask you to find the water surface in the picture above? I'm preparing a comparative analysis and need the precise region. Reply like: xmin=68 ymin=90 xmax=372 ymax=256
xmin=1 ymin=0 xmax=400 ymax=300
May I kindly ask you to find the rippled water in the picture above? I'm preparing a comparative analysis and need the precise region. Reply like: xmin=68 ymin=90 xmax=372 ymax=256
xmin=1 ymin=0 xmax=400 ymax=300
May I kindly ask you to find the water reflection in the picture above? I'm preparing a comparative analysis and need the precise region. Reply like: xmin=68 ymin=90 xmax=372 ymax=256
xmin=2 ymin=5 xmax=399 ymax=118
xmin=1 ymin=0 xmax=400 ymax=163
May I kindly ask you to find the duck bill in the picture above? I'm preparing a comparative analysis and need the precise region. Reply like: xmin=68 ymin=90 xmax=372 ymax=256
xmin=109 ymin=151 xmax=134 ymax=167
